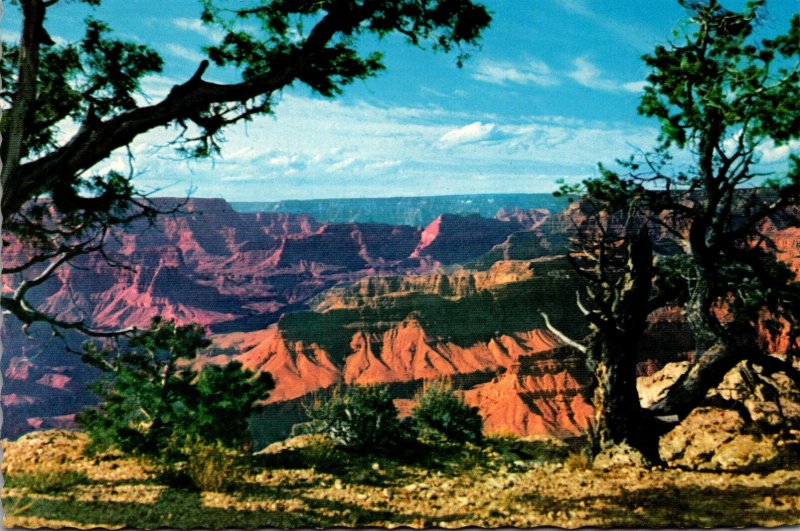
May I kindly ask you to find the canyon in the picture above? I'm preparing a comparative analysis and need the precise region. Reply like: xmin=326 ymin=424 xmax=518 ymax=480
xmin=2 ymin=197 xmax=566 ymax=441
xmin=3 ymin=196 xmax=799 ymax=447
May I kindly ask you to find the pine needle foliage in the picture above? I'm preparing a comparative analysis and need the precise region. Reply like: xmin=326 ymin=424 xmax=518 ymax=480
xmin=412 ymin=380 xmax=483 ymax=445
xmin=77 ymin=317 xmax=274 ymax=460
xmin=307 ymin=385 xmax=406 ymax=452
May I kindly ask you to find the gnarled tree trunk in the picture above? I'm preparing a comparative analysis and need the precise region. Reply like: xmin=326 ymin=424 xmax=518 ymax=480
xmin=587 ymin=335 xmax=662 ymax=461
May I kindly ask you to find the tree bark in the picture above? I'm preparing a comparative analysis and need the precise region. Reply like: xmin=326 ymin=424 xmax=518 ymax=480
xmin=588 ymin=337 xmax=661 ymax=460
xmin=1 ymin=0 xmax=47 ymax=190
xmin=648 ymin=328 xmax=758 ymax=418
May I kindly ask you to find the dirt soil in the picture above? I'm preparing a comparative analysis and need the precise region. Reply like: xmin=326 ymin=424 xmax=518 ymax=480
xmin=3 ymin=430 xmax=800 ymax=529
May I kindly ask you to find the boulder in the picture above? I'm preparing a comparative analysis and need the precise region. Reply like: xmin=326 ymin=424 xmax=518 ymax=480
xmin=593 ymin=443 xmax=649 ymax=470
xmin=713 ymin=361 xmax=800 ymax=431
xmin=642 ymin=358 xmax=800 ymax=471
xmin=711 ymin=434 xmax=780 ymax=471
xmin=637 ymin=361 xmax=691 ymax=409
xmin=660 ymin=407 xmax=785 ymax=471
xmin=659 ymin=407 xmax=745 ymax=469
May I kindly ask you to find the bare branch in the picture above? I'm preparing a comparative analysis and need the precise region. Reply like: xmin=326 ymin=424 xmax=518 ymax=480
xmin=539 ymin=311 xmax=587 ymax=353
xmin=576 ymin=291 xmax=591 ymax=316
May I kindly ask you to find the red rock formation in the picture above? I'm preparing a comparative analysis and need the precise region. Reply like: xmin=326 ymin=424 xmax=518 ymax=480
xmin=412 ymin=214 xmax=525 ymax=265
xmin=4 ymin=199 xmax=548 ymax=438
xmin=3 ymin=199 xmax=432 ymax=334
xmin=5 ymin=195 xmax=798 ymax=444
xmin=235 ymin=327 xmax=343 ymax=402
xmin=2 ymin=394 xmax=41 ymax=407
xmin=227 ymin=312 xmax=592 ymax=439
xmin=494 ymin=207 xmax=550 ymax=230
xmin=5 ymin=357 xmax=35 ymax=381
xmin=35 ymin=374 xmax=73 ymax=390
xmin=269 ymin=223 xmax=420 ymax=270
xmin=25 ymin=414 xmax=77 ymax=432
xmin=464 ymin=348 xmax=593 ymax=438
xmin=343 ymin=317 xmax=517 ymax=385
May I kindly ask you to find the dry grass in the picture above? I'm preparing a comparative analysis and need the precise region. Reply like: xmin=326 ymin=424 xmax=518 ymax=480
xmin=184 ymin=441 xmax=244 ymax=492
xmin=3 ymin=430 xmax=800 ymax=529
xmin=564 ymin=451 xmax=592 ymax=471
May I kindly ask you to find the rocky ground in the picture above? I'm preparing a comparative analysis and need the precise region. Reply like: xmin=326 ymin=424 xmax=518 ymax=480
xmin=3 ymin=430 xmax=800 ymax=529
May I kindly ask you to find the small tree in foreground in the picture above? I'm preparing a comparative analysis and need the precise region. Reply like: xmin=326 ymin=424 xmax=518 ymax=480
xmin=76 ymin=317 xmax=275 ymax=460
xmin=307 ymin=385 xmax=405 ymax=452
xmin=411 ymin=380 xmax=483 ymax=445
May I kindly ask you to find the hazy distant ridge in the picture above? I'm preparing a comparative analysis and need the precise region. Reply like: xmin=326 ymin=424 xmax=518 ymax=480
xmin=231 ymin=193 xmax=568 ymax=227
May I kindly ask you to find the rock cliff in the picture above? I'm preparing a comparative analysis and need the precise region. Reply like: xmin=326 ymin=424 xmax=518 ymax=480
xmin=1 ymin=199 xmax=536 ymax=438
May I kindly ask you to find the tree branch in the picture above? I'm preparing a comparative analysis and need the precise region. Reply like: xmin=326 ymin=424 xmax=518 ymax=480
xmin=539 ymin=311 xmax=587 ymax=353
xmin=2 ymin=2 xmax=378 ymax=215
xmin=2 ymin=292 xmax=137 ymax=338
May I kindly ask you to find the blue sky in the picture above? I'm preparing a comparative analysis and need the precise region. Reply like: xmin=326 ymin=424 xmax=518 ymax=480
xmin=4 ymin=0 xmax=800 ymax=200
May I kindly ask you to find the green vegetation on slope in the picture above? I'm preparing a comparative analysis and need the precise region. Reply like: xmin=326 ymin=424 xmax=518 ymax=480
xmin=279 ymin=258 xmax=586 ymax=360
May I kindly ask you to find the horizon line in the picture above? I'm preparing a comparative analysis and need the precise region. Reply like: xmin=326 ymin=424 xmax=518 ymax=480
xmin=150 ymin=191 xmax=567 ymax=203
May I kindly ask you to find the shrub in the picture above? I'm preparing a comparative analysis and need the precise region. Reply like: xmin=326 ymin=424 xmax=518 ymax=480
xmin=411 ymin=380 xmax=483 ymax=445
xmin=184 ymin=439 xmax=243 ymax=492
xmin=77 ymin=318 xmax=275 ymax=460
xmin=5 ymin=466 xmax=89 ymax=494
xmin=155 ymin=464 xmax=197 ymax=491
xmin=255 ymin=434 xmax=348 ymax=473
xmin=296 ymin=436 xmax=345 ymax=473
xmin=564 ymin=450 xmax=592 ymax=471
xmin=307 ymin=385 xmax=405 ymax=451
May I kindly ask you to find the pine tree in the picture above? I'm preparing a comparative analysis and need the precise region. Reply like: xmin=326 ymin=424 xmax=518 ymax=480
xmin=77 ymin=317 xmax=275 ymax=459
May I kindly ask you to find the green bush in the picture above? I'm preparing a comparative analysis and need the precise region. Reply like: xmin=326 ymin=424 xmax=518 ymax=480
xmin=564 ymin=450 xmax=592 ymax=471
xmin=6 ymin=466 xmax=89 ymax=494
xmin=255 ymin=434 xmax=347 ymax=473
xmin=411 ymin=380 xmax=483 ymax=445
xmin=484 ymin=432 xmax=570 ymax=464
xmin=307 ymin=385 xmax=405 ymax=451
xmin=77 ymin=318 xmax=275 ymax=460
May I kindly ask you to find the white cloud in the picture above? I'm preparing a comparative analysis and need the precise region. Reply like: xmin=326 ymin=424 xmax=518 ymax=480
xmin=472 ymin=57 xmax=644 ymax=94
xmin=164 ymin=43 xmax=206 ymax=64
xmin=326 ymin=157 xmax=358 ymax=173
xmin=439 ymin=122 xmax=496 ymax=146
xmin=0 ymin=27 xmax=19 ymax=43
xmin=568 ymin=57 xmax=644 ymax=93
xmin=220 ymin=174 xmax=263 ymax=182
xmin=472 ymin=59 xmax=559 ymax=87
xmin=723 ymin=134 xmax=800 ymax=165
xmin=267 ymin=154 xmax=308 ymax=171
xmin=364 ymin=160 xmax=402 ymax=172
xmin=173 ymin=18 xmax=225 ymax=42
xmin=139 ymin=74 xmax=180 ymax=101
xmin=759 ymin=139 xmax=800 ymax=164
xmin=622 ymin=80 xmax=648 ymax=93
xmin=553 ymin=0 xmax=659 ymax=53
xmin=79 ymin=92 xmax=660 ymax=201
xmin=554 ymin=0 xmax=592 ymax=16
